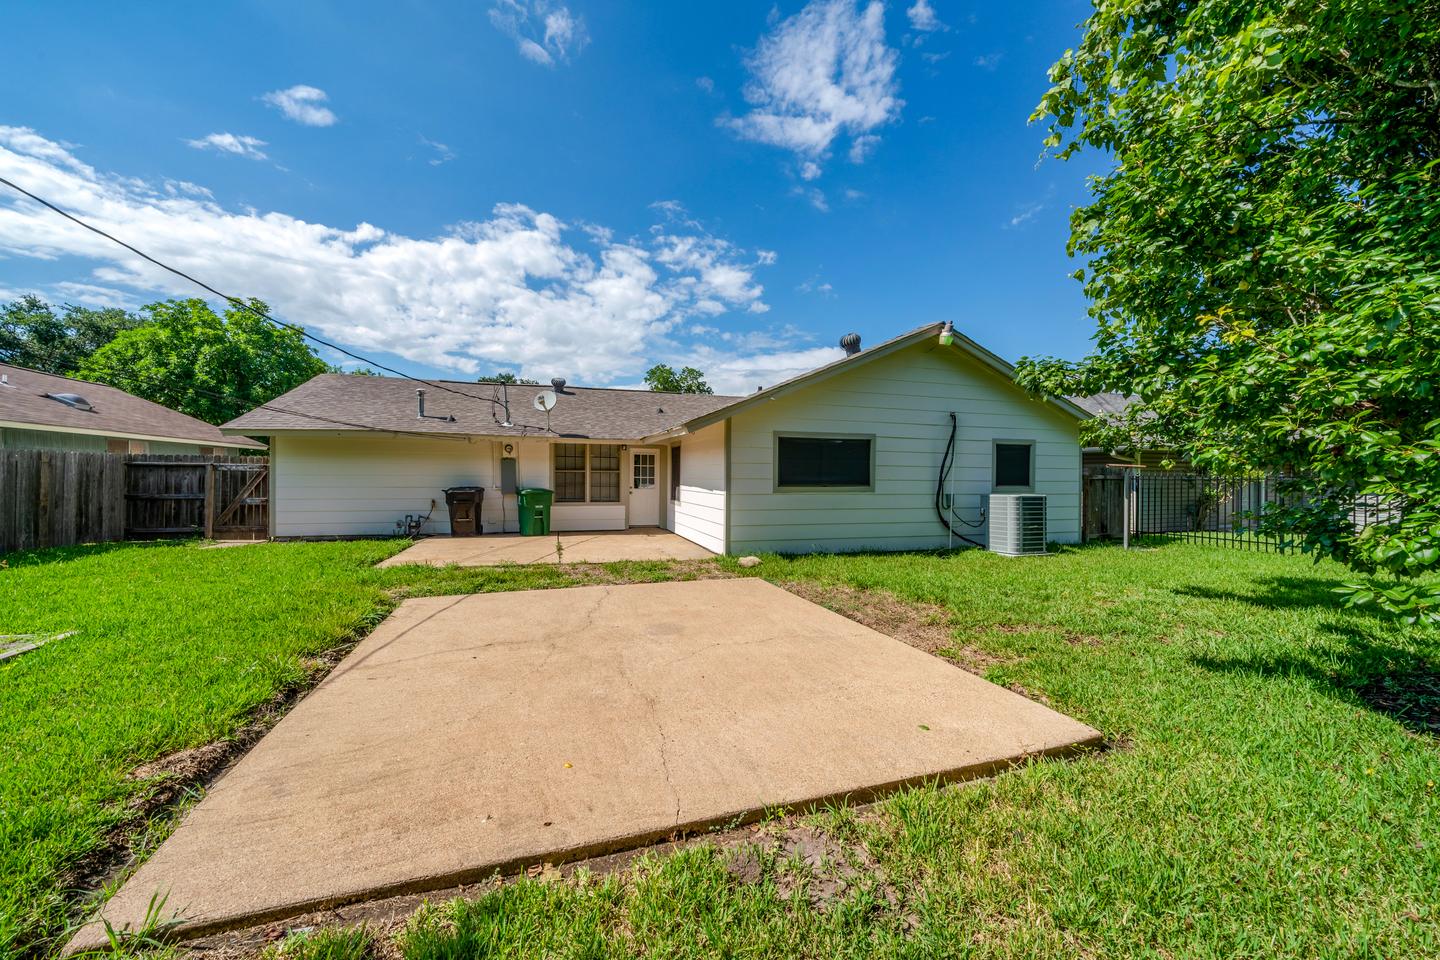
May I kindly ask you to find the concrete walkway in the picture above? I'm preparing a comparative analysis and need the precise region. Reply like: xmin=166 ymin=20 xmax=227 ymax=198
xmin=377 ymin=528 xmax=714 ymax=567
xmin=69 ymin=579 xmax=1100 ymax=950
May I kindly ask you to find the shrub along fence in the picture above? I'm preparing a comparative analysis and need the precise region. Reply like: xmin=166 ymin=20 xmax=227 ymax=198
xmin=0 ymin=452 xmax=267 ymax=554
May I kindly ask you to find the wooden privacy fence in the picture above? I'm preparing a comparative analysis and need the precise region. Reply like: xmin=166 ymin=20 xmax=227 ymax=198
xmin=0 ymin=452 xmax=268 ymax=554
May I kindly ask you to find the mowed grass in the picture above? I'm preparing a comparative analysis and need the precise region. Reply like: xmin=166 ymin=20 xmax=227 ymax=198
xmin=2 ymin=538 xmax=1439 ymax=958
xmin=0 ymin=538 xmax=627 ymax=959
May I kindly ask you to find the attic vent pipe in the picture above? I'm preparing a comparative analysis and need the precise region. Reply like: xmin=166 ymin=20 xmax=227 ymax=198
xmin=840 ymin=332 xmax=862 ymax=356
xmin=416 ymin=388 xmax=456 ymax=423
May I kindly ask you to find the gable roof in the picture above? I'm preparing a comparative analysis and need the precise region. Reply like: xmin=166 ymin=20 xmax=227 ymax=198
xmin=220 ymin=324 xmax=1091 ymax=442
xmin=648 ymin=323 xmax=1092 ymax=440
xmin=221 ymin=374 xmax=741 ymax=441
xmin=0 ymin=363 xmax=261 ymax=449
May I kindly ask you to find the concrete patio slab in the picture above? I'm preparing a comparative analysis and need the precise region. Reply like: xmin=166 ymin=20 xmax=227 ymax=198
xmin=69 ymin=579 xmax=1101 ymax=951
xmin=376 ymin=528 xmax=714 ymax=568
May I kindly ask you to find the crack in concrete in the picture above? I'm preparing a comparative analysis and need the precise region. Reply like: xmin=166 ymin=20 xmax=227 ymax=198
xmin=612 ymin=645 xmax=682 ymax=826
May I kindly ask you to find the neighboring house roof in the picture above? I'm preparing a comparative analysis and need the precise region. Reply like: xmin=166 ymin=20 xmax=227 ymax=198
xmin=220 ymin=323 xmax=1091 ymax=442
xmin=221 ymin=374 xmax=742 ymax=441
xmin=0 ymin=363 xmax=261 ymax=450
xmin=1072 ymin=392 xmax=1136 ymax=418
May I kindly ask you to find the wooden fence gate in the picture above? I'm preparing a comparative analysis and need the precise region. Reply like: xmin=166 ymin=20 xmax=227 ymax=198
xmin=125 ymin=456 xmax=268 ymax=541
xmin=210 ymin=461 xmax=269 ymax=539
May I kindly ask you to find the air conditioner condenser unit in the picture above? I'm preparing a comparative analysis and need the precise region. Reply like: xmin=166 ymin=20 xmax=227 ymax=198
xmin=988 ymin=494 xmax=1048 ymax=556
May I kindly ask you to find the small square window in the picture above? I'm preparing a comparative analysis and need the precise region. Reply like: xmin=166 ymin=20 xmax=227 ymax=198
xmin=994 ymin=442 xmax=1033 ymax=490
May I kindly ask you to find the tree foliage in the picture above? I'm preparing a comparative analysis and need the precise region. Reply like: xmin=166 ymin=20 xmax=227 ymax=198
xmin=643 ymin=364 xmax=713 ymax=394
xmin=0 ymin=295 xmax=143 ymax=375
xmin=1018 ymin=0 xmax=1440 ymax=621
xmin=477 ymin=372 xmax=539 ymax=384
xmin=77 ymin=298 xmax=333 ymax=425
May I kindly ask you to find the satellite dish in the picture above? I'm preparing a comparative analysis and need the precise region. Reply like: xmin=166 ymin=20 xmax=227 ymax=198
xmin=533 ymin=390 xmax=557 ymax=412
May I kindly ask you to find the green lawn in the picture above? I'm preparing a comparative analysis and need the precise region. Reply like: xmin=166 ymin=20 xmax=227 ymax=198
xmin=2 ymin=539 xmax=1438 ymax=958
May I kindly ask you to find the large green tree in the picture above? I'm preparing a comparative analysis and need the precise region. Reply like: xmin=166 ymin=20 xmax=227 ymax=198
xmin=643 ymin=363 xmax=713 ymax=394
xmin=0 ymin=295 xmax=143 ymax=374
xmin=1017 ymin=0 xmax=1440 ymax=621
xmin=77 ymin=298 xmax=332 ymax=425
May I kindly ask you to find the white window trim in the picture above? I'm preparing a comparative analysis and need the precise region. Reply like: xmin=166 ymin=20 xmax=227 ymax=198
xmin=552 ymin=442 xmax=622 ymax=504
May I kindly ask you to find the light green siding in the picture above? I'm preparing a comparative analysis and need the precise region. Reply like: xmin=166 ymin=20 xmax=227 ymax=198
xmin=724 ymin=340 xmax=1082 ymax=554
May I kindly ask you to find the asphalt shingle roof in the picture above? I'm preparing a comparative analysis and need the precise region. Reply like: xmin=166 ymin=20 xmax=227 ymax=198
xmin=221 ymin=374 xmax=743 ymax=440
xmin=0 ymin=363 xmax=259 ymax=448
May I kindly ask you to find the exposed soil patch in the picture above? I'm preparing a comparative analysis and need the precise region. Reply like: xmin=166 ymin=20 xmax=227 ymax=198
xmin=173 ymin=808 xmax=913 ymax=959
xmin=723 ymin=820 xmax=903 ymax=913
xmin=780 ymin=580 xmax=1012 ymax=675
xmin=64 ymin=636 xmax=371 ymax=936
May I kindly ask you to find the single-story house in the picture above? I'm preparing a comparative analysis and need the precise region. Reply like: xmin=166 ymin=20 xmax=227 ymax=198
xmin=0 ymin=363 xmax=260 ymax=454
xmin=221 ymin=323 xmax=1090 ymax=554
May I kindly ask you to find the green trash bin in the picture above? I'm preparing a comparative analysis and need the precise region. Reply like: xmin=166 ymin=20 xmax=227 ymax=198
xmin=517 ymin=487 xmax=553 ymax=536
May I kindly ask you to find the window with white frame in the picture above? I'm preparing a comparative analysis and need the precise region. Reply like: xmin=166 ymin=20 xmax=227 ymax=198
xmin=553 ymin=443 xmax=622 ymax=503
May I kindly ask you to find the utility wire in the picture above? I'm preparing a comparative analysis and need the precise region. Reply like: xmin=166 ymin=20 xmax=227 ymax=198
xmin=75 ymin=368 xmax=476 ymax=443
xmin=0 ymin=173 xmax=530 ymax=416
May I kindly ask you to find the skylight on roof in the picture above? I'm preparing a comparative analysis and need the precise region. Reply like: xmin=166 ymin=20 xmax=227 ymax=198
xmin=45 ymin=392 xmax=93 ymax=412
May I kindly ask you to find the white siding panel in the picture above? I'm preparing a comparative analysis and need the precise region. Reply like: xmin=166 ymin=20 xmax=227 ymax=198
xmin=726 ymin=341 xmax=1082 ymax=555
xmin=272 ymin=434 xmax=497 ymax=537
xmin=671 ymin=422 xmax=726 ymax=553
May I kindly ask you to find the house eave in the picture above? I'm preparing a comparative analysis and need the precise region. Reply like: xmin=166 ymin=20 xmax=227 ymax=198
xmin=1 ymin=418 xmax=263 ymax=450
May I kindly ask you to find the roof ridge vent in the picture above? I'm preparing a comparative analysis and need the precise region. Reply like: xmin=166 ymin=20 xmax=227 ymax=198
xmin=551 ymin=377 xmax=568 ymax=394
xmin=840 ymin=332 xmax=862 ymax=356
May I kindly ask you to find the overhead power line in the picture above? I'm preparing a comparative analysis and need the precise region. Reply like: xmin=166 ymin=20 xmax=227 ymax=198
xmin=0 ymin=173 xmax=533 ymax=419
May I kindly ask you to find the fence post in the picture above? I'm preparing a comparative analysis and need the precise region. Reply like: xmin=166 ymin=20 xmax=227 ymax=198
xmin=203 ymin=461 xmax=217 ymax=539
xmin=1122 ymin=467 xmax=1135 ymax=550
xmin=37 ymin=452 xmax=53 ymax=548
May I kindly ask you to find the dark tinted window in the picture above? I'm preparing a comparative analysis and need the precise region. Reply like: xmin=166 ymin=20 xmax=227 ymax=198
xmin=995 ymin=442 xmax=1032 ymax=488
xmin=777 ymin=436 xmax=871 ymax=487
xmin=670 ymin=446 xmax=682 ymax=498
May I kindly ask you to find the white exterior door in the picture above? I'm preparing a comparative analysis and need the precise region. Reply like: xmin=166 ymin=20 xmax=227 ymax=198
xmin=629 ymin=449 xmax=659 ymax=526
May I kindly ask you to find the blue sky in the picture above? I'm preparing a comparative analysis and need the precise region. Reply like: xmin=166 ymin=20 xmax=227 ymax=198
xmin=0 ymin=0 xmax=1105 ymax=394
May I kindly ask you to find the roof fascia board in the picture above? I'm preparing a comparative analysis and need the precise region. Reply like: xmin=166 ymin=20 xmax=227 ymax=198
xmin=940 ymin=333 xmax=1093 ymax=420
xmin=0 ymin=419 xmax=262 ymax=449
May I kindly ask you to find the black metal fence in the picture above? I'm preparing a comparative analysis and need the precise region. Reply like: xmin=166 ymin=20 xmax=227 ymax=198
xmin=1133 ymin=472 xmax=1396 ymax=553
xmin=1135 ymin=473 xmax=1286 ymax=551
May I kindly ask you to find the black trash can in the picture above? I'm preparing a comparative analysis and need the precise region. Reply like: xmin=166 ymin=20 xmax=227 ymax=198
xmin=443 ymin=486 xmax=484 ymax=536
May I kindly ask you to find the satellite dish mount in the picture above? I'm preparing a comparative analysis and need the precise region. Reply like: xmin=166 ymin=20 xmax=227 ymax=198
xmin=533 ymin=389 xmax=557 ymax=432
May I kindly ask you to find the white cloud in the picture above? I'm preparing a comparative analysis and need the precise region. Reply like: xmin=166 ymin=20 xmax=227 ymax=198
xmin=49 ymin=281 xmax=141 ymax=309
xmin=489 ymin=1 xmax=589 ymax=67
xmin=677 ymin=343 xmax=845 ymax=395
xmin=724 ymin=0 xmax=901 ymax=178
xmin=262 ymin=85 xmax=338 ymax=127
xmin=185 ymin=133 xmax=268 ymax=160
xmin=0 ymin=126 xmax=777 ymax=384
xmin=790 ymin=185 xmax=830 ymax=212
xmin=906 ymin=0 xmax=945 ymax=33
xmin=420 ymin=136 xmax=456 ymax=166
xmin=974 ymin=52 xmax=1003 ymax=70
xmin=796 ymin=277 xmax=834 ymax=297
xmin=847 ymin=133 xmax=880 ymax=163
xmin=799 ymin=160 xmax=823 ymax=181
xmin=696 ymin=76 xmax=715 ymax=94
xmin=1006 ymin=200 xmax=1045 ymax=228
